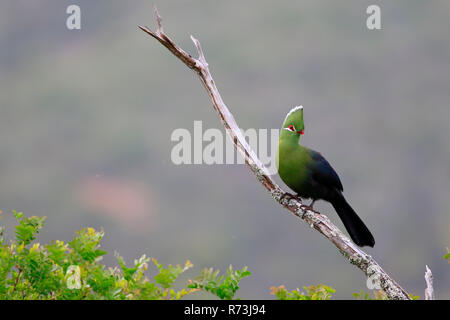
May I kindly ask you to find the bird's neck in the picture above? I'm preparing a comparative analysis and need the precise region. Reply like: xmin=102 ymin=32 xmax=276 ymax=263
xmin=279 ymin=130 xmax=301 ymax=146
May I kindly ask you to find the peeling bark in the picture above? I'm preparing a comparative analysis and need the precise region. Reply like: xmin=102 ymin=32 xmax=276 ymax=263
xmin=425 ymin=265 xmax=435 ymax=300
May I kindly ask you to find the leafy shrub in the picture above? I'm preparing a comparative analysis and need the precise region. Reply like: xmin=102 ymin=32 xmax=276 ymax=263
xmin=188 ymin=266 xmax=251 ymax=300
xmin=2 ymin=210 xmax=441 ymax=300
xmin=0 ymin=210 xmax=247 ymax=300
xmin=352 ymin=290 xmax=387 ymax=300
xmin=270 ymin=284 xmax=335 ymax=300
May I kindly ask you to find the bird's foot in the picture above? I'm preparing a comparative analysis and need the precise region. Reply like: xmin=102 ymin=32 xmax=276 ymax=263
xmin=279 ymin=192 xmax=302 ymax=205
xmin=300 ymin=200 xmax=318 ymax=213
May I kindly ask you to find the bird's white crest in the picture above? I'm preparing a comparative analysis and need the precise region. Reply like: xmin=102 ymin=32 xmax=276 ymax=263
xmin=283 ymin=105 xmax=303 ymax=124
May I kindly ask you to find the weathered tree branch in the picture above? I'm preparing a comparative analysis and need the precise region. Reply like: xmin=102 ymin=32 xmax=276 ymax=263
xmin=139 ymin=6 xmax=411 ymax=300
xmin=424 ymin=265 xmax=435 ymax=300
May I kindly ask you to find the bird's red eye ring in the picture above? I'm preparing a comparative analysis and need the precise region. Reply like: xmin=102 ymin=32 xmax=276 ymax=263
xmin=288 ymin=125 xmax=295 ymax=131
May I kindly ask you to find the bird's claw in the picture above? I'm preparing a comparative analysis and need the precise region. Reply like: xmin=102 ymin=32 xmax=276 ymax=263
xmin=280 ymin=192 xmax=302 ymax=205
xmin=300 ymin=200 xmax=318 ymax=214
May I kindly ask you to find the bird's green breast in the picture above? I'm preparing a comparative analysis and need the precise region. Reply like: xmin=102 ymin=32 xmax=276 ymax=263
xmin=276 ymin=139 xmax=311 ymax=194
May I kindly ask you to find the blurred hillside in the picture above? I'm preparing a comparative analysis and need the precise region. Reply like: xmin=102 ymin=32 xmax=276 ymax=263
xmin=1 ymin=0 xmax=449 ymax=299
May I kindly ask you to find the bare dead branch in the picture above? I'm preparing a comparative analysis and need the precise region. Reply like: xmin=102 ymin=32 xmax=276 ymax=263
xmin=153 ymin=4 xmax=163 ymax=34
xmin=139 ymin=7 xmax=411 ymax=300
xmin=424 ymin=265 xmax=435 ymax=300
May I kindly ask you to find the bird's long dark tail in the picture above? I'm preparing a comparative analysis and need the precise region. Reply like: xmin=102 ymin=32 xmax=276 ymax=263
xmin=331 ymin=193 xmax=375 ymax=247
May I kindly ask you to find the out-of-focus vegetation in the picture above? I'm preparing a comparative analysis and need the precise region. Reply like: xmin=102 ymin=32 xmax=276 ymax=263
xmin=4 ymin=211 xmax=443 ymax=300
xmin=270 ymin=284 xmax=335 ymax=300
xmin=1 ymin=1 xmax=450 ymax=298
xmin=0 ymin=211 xmax=338 ymax=299
xmin=0 ymin=211 xmax=249 ymax=299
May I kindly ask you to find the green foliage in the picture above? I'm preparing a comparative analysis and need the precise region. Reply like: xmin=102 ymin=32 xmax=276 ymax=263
xmin=187 ymin=266 xmax=251 ymax=300
xmin=270 ymin=284 xmax=335 ymax=300
xmin=352 ymin=290 xmax=388 ymax=300
xmin=3 ymin=211 xmax=438 ymax=300
xmin=444 ymin=248 xmax=450 ymax=263
xmin=409 ymin=293 xmax=420 ymax=300
xmin=12 ymin=211 xmax=45 ymax=245
xmin=0 ymin=211 xmax=250 ymax=300
xmin=351 ymin=290 xmax=421 ymax=300
xmin=152 ymin=258 xmax=193 ymax=289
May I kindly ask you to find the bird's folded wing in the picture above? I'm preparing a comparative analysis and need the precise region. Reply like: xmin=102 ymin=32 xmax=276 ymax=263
xmin=309 ymin=150 xmax=344 ymax=192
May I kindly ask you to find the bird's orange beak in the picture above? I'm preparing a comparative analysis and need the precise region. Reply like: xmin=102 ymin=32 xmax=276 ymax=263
xmin=297 ymin=130 xmax=304 ymax=135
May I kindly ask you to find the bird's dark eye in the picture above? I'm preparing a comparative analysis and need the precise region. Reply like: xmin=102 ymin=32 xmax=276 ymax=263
xmin=288 ymin=125 xmax=295 ymax=131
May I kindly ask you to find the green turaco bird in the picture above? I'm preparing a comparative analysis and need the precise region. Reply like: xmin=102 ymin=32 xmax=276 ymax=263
xmin=276 ymin=106 xmax=375 ymax=247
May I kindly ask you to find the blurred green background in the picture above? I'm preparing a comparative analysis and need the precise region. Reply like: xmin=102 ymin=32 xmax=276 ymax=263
xmin=1 ymin=0 xmax=449 ymax=299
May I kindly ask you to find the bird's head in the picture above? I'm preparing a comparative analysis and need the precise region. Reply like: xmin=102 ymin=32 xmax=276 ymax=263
xmin=281 ymin=106 xmax=305 ymax=137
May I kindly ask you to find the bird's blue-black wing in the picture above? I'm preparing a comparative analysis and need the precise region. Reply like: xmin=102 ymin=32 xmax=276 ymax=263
xmin=309 ymin=150 xmax=344 ymax=192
